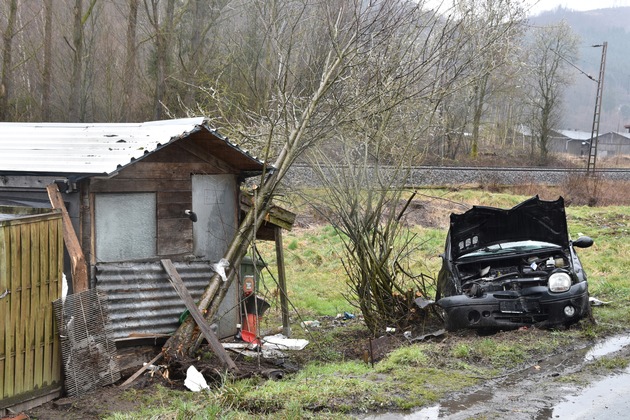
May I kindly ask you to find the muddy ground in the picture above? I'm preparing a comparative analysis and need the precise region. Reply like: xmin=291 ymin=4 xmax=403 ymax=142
xmin=367 ymin=331 xmax=630 ymax=419
xmin=21 ymin=318 xmax=629 ymax=419
xmin=17 ymin=189 xmax=629 ymax=419
xmin=23 ymin=316 xmax=405 ymax=419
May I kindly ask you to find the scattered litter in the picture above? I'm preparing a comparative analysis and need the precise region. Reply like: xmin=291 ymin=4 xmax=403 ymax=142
xmin=61 ymin=273 xmax=68 ymax=302
xmin=262 ymin=348 xmax=288 ymax=359
xmin=414 ymin=296 xmax=435 ymax=309
xmin=405 ymin=329 xmax=446 ymax=343
xmin=261 ymin=368 xmax=284 ymax=380
xmin=385 ymin=327 xmax=396 ymax=333
xmin=211 ymin=258 xmax=230 ymax=282
xmin=184 ymin=365 xmax=209 ymax=392
xmin=228 ymin=349 xmax=260 ymax=358
xmin=403 ymin=331 xmax=412 ymax=339
xmin=300 ymin=320 xmax=320 ymax=329
xmin=222 ymin=342 xmax=254 ymax=350
xmin=143 ymin=362 xmax=169 ymax=379
xmin=335 ymin=312 xmax=356 ymax=320
xmin=589 ymin=297 xmax=610 ymax=306
xmin=225 ymin=344 xmax=288 ymax=359
xmin=262 ymin=334 xmax=309 ymax=351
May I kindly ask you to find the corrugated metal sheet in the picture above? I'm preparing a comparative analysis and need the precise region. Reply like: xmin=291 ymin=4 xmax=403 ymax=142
xmin=0 ymin=118 xmax=263 ymax=176
xmin=554 ymin=129 xmax=593 ymax=140
xmin=95 ymin=261 xmax=238 ymax=340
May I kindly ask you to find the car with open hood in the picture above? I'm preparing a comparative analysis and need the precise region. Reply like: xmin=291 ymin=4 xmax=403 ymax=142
xmin=436 ymin=196 xmax=593 ymax=331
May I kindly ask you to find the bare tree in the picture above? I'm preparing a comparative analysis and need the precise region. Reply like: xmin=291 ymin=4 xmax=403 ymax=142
xmin=525 ymin=22 xmax=579 ymax=163
xmin=121 ymin=0 xmax=139 ymax=121
xmin=433 ymin=0 xmax=526 ymax=159
xmin=0 ymin=0 xmax=18 ymax=120
xmin=163 ymin=0 xmax=527 ymax=353
xmin=67 ymin=0 xmax=97 ymax=121
xmin=164 ymin=0 xmax=440 ymax=356
xmin=42 ymin=0 xmax=53 ymax=121
xmin=144 ymin=0 xmax=175 ymax=120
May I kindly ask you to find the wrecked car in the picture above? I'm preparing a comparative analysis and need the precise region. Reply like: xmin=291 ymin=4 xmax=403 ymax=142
xmin=436 ymin=196 xmax=593 ymax=331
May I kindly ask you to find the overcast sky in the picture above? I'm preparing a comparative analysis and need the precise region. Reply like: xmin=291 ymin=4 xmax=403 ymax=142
xmin=528 ymin=0 xmax=630 ymax=15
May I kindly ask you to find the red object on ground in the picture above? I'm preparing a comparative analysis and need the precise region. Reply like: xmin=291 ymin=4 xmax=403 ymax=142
xmin=243 ymin=313 xmax=258 ymax=335
xmin=242 ymin=313 xmax=261 ymax=344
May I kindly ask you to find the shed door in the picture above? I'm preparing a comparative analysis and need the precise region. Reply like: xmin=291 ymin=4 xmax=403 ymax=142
xmin=191 ymin=174 xmax=237 ymax=260
xmin=192 ymin=175 xmax=238 ymax=338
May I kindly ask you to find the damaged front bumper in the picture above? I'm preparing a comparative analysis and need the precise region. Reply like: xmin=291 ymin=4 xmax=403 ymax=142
xmin=437 ymin=282 xmax=589 ymax=331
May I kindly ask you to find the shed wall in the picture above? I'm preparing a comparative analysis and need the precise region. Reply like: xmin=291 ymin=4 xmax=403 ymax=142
xmin=95 ymin=261 xmax=238 ymax=340
xmin=87 ymin=142 xmax=238 ymax=263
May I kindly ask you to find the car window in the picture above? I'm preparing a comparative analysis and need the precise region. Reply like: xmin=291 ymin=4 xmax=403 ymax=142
xmin=458 ymin=240 xmax=561 ymax=259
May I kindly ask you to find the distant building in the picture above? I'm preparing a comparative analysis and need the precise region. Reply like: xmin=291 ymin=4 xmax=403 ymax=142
xmin=513 ymin=126 xmax=591 ymax=156
xmin=596 ymin=127 xmax=630 ymax=157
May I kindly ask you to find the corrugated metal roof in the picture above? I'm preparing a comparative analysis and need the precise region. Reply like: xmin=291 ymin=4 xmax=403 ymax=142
xmin=0 ymin=117 xmax=264 ymax=176
xmin=554 ymin=129 xmax=593 ymax=140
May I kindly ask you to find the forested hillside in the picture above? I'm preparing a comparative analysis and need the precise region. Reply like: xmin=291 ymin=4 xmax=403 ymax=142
xmin=0 ymin=1 xmax=627 ymax=166
xmin=531 ymin=6 xmax=630 ymax=133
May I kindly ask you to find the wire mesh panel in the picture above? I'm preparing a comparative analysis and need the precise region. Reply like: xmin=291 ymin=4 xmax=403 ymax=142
xmin=53 ymin=289 xmax=120 ymax=397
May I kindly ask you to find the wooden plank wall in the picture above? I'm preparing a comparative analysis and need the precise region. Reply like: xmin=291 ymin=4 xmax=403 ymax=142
xmin=88 ymin=143 xmax=236 ymax=258
xmin=0 ymin=213 xmax=63 ymax=405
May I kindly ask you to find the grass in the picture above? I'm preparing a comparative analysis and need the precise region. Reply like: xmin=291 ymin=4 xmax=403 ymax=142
xmin=109 ymin=186 xmax=630 ymax=419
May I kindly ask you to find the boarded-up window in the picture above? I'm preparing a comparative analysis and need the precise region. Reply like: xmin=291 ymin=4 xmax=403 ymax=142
xmin=95 ymin=193 xmax=156 ymax=261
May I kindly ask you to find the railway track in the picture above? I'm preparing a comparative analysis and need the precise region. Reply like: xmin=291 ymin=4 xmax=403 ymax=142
xmin=283 ymin=165 xmax=630 ymax=187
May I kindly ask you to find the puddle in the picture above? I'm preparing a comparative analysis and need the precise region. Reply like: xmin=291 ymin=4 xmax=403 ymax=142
xmin=550 ymin=366 xmax=630 ymax=419
xmin=362 ymin=334 xmax=630 ymax=420
xmin=584 ymin=335 xmax=630 ymax=361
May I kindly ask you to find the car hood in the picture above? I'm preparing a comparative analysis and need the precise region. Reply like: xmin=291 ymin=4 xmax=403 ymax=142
xmin=448 ymin=196 xmax=569 ymax=260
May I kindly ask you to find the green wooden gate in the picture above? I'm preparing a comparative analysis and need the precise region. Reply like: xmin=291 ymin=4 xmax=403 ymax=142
xmin=0 ymin=206 xmax=63 ymax=413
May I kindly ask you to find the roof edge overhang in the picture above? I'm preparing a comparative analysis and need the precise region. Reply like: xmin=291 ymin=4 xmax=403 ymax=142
xmin=105 ymin=120 xmax=268 ymax=179
xmin=0 ymin=118 xmax=270 ymax=179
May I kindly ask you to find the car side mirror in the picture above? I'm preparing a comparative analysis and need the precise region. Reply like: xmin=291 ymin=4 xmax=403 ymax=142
xmin=573 ymin=236 xmax=593 ymax=248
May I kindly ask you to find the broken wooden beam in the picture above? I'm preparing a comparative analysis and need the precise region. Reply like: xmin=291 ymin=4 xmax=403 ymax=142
xmin=46 ymin=183 xmax=89 ymax=293
xmin=160 ymin=259 xmax=238 ymax=371
xmin=118 ymin=352 xmax=163 ymax=389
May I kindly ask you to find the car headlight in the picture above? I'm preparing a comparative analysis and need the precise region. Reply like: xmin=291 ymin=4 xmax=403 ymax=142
xmin=548 ymin=271 xmax=572 ymax=293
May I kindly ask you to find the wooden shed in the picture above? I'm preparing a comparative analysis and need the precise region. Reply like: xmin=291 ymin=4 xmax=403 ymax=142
xmin=0 ymin=206 xmax=64 ymax=415
xmin=0 ymin=118 xmax=293 ymax=348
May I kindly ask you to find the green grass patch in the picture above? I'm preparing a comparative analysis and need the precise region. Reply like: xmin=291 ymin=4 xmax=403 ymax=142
xmin=114 ymin=189 xmax=630 ymax=418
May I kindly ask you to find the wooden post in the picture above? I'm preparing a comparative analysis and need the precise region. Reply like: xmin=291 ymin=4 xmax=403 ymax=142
xmin=160 ymin=259 xmax=237 ymax=371
xmin=275 ymin=227 xmax=291 ymax=337
xmin=46 ymin=183 xmax=89 ymax=293
xmin=118 ymin=353 xmax=163 ymax=389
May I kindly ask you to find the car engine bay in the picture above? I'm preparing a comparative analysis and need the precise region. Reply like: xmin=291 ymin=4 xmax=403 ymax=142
xmin=456 ymin=252 xmax=570 ymax=297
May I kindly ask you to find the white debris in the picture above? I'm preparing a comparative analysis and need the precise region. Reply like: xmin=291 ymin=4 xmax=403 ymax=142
xmin=62 ymin=273 xmax=68 ymax=302
xmin=211 ymin=258 xmax=230 ymax=282
xmin=262 ymin=334 xmax=309 ymax=351
xmin=589 ymin=297 xmax=611 ymax=306
xmin=184 ymin=365 xmax=209 ymax=392
xmin=300 ymin=320 xmax=320 ymax=329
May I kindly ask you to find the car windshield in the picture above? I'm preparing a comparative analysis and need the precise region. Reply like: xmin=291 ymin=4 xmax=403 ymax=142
xmin=458 ymin=240 xmax=561 ymax=259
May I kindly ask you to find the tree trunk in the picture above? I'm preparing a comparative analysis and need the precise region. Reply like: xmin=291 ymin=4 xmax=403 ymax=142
xmin=163 ymin=172 xmax=278 ymax=358
xmin=68 ymin=0 xmax=83 ymax=121
xmin=0 ymin=0 xmax=18 ymax=120
xmin=471 ymin=73 xmax=489 ymax=158
xmin=122 ymin=0 xmax=139 ymax=121
xmin=152 ymin=0 xmax=175 ymax=120
xmin=42 ymin=0 xmax=53 ymax=121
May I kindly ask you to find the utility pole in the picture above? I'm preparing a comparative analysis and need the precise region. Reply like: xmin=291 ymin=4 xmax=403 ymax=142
xmin=586 ymin=42 xmax=607 ymax=175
